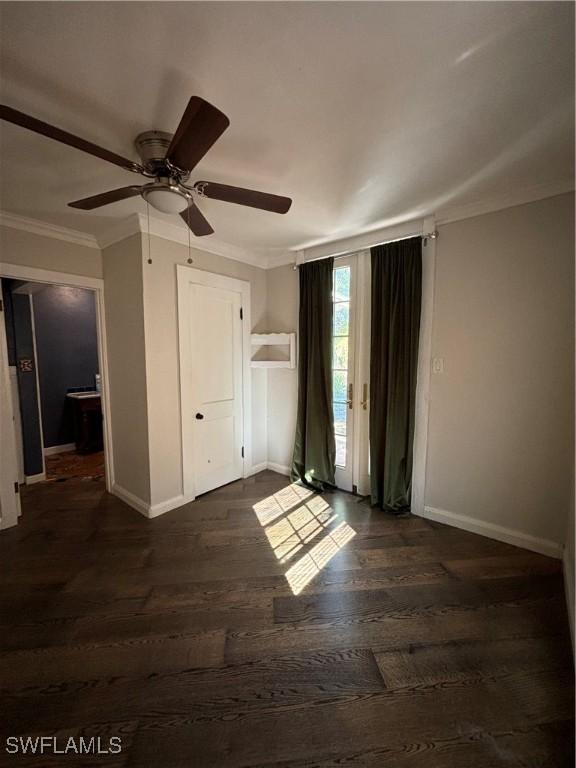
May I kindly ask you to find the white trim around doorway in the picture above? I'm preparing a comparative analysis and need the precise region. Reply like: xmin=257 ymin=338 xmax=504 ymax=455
xmin=0 ymin=262 xmax=114 ymax=494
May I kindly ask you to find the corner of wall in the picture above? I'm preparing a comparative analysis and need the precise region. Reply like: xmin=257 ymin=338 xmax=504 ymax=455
xmin=263 ymin=263 xmax=299 ymax=470
xmin=102 ymin=233 xmax=151 ymax=506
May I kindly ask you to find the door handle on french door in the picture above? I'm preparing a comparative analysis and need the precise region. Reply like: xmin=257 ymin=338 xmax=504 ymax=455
xmin=346 ymin=382 xmax=353 ymax=409
xmin=195 ymin=413 xmax=204 ymax=420
xmin=361 ymin=383 xmax=368 ymax=411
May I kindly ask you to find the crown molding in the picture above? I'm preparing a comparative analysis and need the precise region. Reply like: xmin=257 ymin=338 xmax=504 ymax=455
xmin=0 ymin=209 xmax=285 ymax=270
xmin=267 ymin=179 xmax=575 ymax=269
xmin=0 ymin=211 xmax=99 ymax=249
xmin=98 ymin=212 xmax=277 ymax=270
xmin=1 ymin=180 xmax=573 ymax=270
xmin=296 ymin=216 xmax=427 ymax=264
xmin=94 ymin=214 xmax=141 ymax=250
xmin=436 ymin=178 xmax=574 ymax=226
xmin=264 ymin=248 xmax=299 ymax=270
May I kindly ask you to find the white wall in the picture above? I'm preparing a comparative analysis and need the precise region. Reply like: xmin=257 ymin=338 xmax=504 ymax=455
xmin=0 ymin=221 xmax=270 ymax=514
xmin=262 ymin=195 xmax=575 ymax=560
xmin=265 ymin=263 xmax=299 ymax=471
xmin=2 ymin=193 xmax=573 ymax=554
xmin=141 ymin=235 xmax=269 ymax=508
xmin=0 ymin=225 xmax=102 ymax=278
xmin=426 ymin=193 xmax=574 ymax=550
xmin=102 ymin=234 xmax=150 ymax=504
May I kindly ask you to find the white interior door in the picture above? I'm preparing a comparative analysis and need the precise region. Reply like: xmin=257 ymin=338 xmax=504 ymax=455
xmin=0 ymin=281 xmax=21 ymax=529
xmin=332 ymin=254 xmax=371 ymax=494
xmin=179 ymin=273 xmax=245 ymax=497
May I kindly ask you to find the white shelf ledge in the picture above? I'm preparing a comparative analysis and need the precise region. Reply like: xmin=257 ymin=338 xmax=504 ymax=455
xmin=250 ymin=332 xmax=296 ymax=369
xmin=250 ymin=360 xmax=293 ymax=368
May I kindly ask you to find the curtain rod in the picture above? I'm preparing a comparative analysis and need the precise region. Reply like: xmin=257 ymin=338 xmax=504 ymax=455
xmin=293 ymin=228 xmax=439 ymax=270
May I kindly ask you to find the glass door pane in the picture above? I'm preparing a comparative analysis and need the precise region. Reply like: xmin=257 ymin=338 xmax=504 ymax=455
xmin=332 ymin=262 xmax=354 ymax=490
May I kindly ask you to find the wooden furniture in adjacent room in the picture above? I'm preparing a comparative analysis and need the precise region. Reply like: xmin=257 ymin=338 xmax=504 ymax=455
xmin=66 ymin=392 xmax=103 ymax=453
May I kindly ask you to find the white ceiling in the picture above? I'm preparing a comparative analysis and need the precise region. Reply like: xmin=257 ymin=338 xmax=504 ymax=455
xmin=0 ymin=2 xmax=573 ymax=257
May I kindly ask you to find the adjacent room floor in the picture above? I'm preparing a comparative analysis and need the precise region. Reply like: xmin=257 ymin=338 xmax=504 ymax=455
xmin=45 ymin=450 xmax=105 ymax=482
xmin=0 ymin=470 xmax=573 ymax=766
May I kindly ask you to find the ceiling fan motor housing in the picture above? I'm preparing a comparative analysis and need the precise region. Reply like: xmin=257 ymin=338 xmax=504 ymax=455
xmin=135 ymin=130 xmax=188 ymax=178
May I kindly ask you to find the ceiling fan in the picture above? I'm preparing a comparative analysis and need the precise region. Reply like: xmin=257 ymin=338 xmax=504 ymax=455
xmin=0 ymin=97 xmax=292 ymax=236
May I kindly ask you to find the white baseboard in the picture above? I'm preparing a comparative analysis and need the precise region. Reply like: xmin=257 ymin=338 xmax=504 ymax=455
xmin=249 ymin=461 xmax=291 ymax=477
xmin=420 ymin=505 xmax=563 ymax=559
xmin=25 ymin=472 xmax=46 ymax=485
xmin=112 ymin=483 xmax=194 ymax=519
xmin=563 ymin=546 xmax=575 ymax=654
xmin=114 ymin=462 xmax=290 ymax=519
xmin=148 ymin=493 xmax=195 ymax=518
xmin=249 ymin=461 xmax=268 ymax=476
xmin=266 ymin=461 xmax=291 ymax=477
xmin=111 ymin=483 xmax=150 ymax=517
xmin=43 ymin=443 xmax=75 ymax=456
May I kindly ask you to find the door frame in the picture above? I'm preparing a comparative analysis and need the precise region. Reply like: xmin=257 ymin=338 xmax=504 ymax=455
xmin=332 ymin=254 xmax=357 ymax=492
xmin=176 ymin=265 xmax=252 ymax=500
xmin=303 ymin=216 xmax=436 ymax=512
xmin=0 ymin=262 xmax=114 ymax=496
xmin=351 ymin=250 xmax=371 ymax=497
xmin=0 ymin=279 xmax=21 ymax=528
xmin=332 ymin=251 xmax=371 ymax=496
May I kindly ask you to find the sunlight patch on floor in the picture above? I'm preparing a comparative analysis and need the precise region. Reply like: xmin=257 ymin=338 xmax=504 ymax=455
xmin=253 ymin=484 xmax=356 ymax=594
xmin=253 ymin=483 xmax=314 ymax=526
xmin=264 ymin=497 xmax=339 ymax=564
xmin=285 ymin=520 xmax=356 ymax=595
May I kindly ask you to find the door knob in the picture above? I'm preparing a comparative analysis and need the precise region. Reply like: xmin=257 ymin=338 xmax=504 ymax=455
xmin=195 ymin=413 xmax=204 ymax=420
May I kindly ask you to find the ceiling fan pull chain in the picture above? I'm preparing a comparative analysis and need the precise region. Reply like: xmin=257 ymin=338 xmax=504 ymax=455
xmin=146 ymin=200 xmax=152 ymax=264
xmin=187 ymin=205 xmax=193 ymax=264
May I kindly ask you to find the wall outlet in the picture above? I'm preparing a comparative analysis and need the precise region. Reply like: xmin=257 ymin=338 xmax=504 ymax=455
xmin=432 ymin=357 xmax=444 ymax=374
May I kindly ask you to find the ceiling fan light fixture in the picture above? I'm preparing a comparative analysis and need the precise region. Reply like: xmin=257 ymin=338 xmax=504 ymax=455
xmin=142 ymin=185 xmax=189 ymax=214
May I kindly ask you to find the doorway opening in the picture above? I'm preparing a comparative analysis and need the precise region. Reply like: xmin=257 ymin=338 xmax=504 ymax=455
xmin=0 ymin=269 xmax=111 ymax=529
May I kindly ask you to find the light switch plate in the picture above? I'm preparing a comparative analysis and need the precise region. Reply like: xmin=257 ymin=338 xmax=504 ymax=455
xmin=432 ymin=357 xmax=444 ymax=374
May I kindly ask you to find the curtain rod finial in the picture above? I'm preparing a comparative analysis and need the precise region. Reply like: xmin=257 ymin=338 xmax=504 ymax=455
xmin=423 ymin=230 xmax=439 ymax=246
xmin=293 ymin=250 xmax=305 ymax=270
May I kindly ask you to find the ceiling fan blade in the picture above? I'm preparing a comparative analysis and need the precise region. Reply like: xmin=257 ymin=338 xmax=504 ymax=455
xmin=68 ymin=186 xmax=143 ymax=210
xmin=0 ymin=105 xmax=143 ymax=173
xmin=180 ymin=201 xmax=214 ymax=236
xmin=166 ymin=96 xmax=230 ymax=172
xmin=195 ymin=181 xmax=292 ymax=214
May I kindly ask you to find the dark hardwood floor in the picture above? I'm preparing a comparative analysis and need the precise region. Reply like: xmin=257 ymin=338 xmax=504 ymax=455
xmin=0 ymin=470 xmax=573 ymax=766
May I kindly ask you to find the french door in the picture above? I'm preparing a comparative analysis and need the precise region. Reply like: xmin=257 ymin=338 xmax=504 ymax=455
xmin=331 ymin=252 xmax=370 ymax=494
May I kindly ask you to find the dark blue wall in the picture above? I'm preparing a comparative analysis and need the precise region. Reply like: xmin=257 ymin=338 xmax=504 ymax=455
xmin=33 ymin=286 xmax=99 ymax=448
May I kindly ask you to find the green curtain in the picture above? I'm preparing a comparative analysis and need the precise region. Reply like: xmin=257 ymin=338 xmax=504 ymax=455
xmin=291 ymin=258 xmax=336 ymax=490
xmin=370 ymin=237 xmax=422 ymax=514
